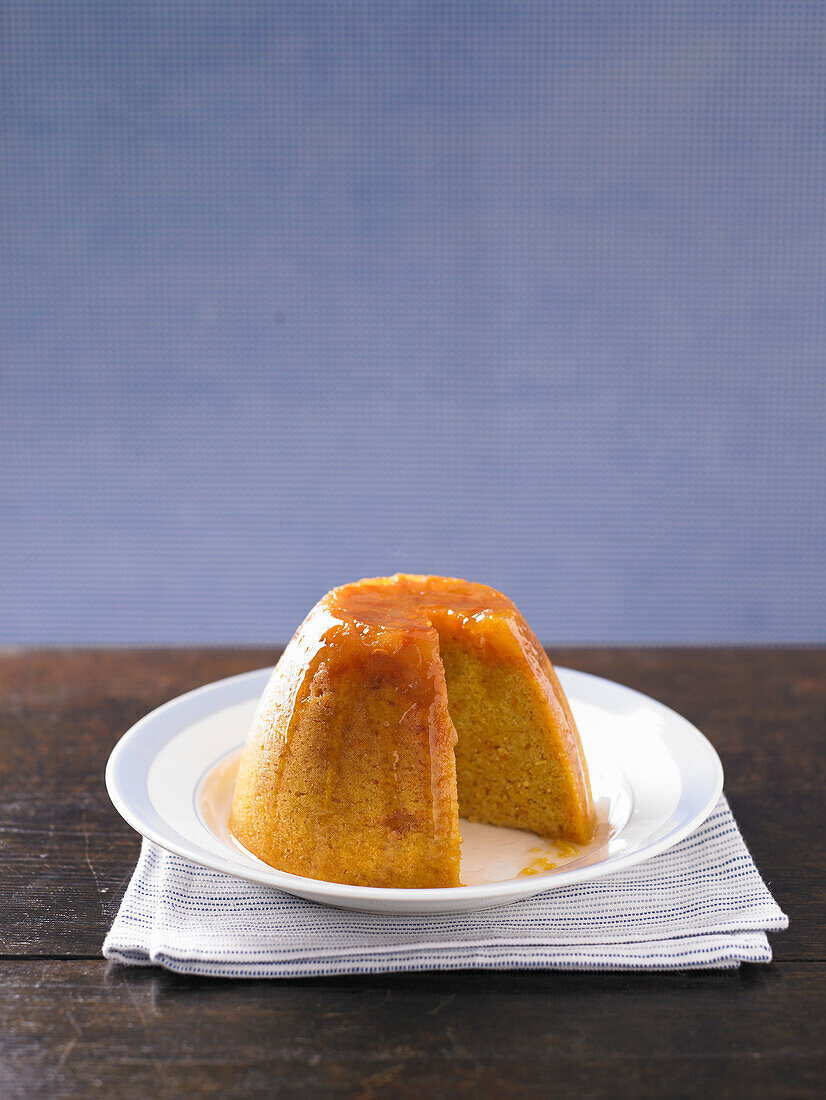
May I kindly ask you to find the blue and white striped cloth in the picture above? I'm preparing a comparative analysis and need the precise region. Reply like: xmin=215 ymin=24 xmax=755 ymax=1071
xmin=104 ymin=797 xmax=787 ymax=977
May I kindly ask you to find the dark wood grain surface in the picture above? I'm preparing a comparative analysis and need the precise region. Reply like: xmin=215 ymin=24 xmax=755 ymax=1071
xmin=0 ymin=648 xmax=823 ymax=1098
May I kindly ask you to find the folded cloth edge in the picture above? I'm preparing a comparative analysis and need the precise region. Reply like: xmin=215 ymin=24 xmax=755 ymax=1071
xmin=105 ymin=930 xmax=774 ymax=977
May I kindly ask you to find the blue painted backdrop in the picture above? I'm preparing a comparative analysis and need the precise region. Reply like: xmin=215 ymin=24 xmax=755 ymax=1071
xmin=1 ymin=1 xmax=824 ymax=644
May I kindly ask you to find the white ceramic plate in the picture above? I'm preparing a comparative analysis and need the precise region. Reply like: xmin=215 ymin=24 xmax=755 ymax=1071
xmin=106 ymin=666 xmax=723 ymax=914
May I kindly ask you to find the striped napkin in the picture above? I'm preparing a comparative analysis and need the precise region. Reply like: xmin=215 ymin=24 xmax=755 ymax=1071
xmin=103 ymin=796 xmax=787 ymax=977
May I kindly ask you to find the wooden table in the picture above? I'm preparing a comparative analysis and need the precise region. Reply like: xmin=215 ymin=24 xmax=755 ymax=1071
xmin=0 ymin=648 xmax=822 ymax=1098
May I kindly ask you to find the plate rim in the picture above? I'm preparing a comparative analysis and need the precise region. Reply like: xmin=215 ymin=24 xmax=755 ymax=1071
xmin=105 ymin=664 xmax=724 ymax=904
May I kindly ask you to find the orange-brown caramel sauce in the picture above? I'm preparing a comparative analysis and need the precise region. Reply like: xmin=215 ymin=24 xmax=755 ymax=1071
xmin=326 ymin=574 xmax=515 ymax=631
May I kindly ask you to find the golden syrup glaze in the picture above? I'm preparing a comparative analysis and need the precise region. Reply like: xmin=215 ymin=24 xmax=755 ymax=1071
xmin=517 ymin=856 xmax=558 ymax=877
xmin=324 ymin=574 xmax=562 ymax=680
xmin=326 ymin=574 xmax=513 ymax=632
xmin=317 ymin=574 xmax=590 ymax=828
xmin=308 ymin=577 xmax=471 ymax=861
xmin=321 ymin=574 xmax=593 ymax=830
xmin=321 ymin=576 xmax=516 ymax=858
xmin=321 ymin=574 xmax=542 ymax=682
xmin=233 ymin=582 xmax=462 ymax=883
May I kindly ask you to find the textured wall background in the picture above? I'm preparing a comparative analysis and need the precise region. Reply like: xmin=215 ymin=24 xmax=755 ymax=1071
xmin=1 ymin=1 xmax=824 ymax=644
